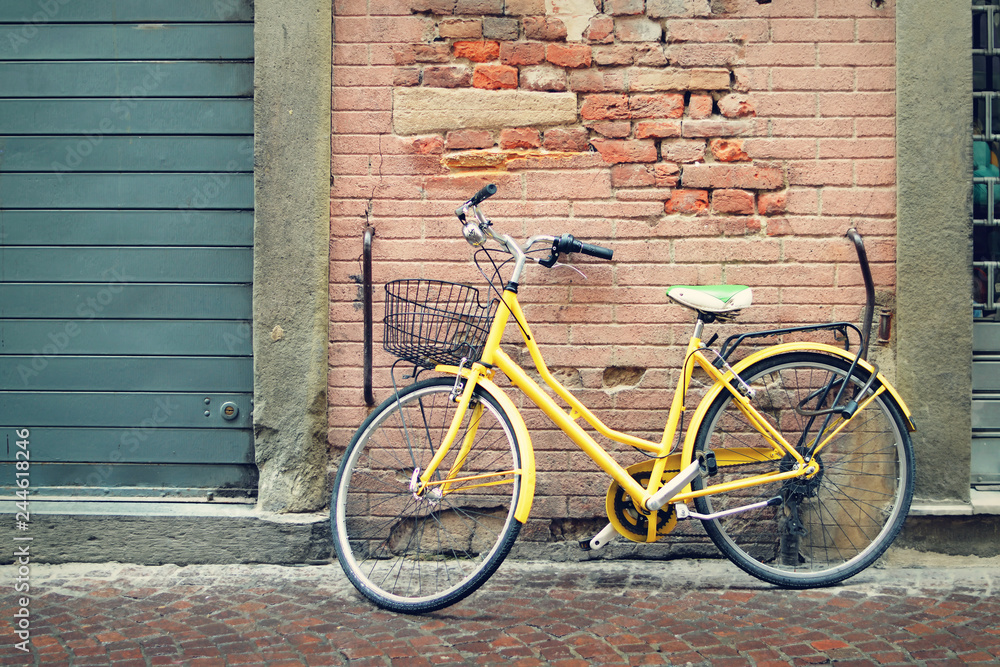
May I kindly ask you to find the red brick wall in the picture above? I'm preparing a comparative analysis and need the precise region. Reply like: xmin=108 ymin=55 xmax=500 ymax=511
xmin=330 ymin=0 xmax=896 ymax=545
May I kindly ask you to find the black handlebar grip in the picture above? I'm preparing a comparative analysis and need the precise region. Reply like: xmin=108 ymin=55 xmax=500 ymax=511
xmin=468 ymin=183 xmax=498 ymax=206
xmin=556 ymin=233 xmax=613 ymax=260
xmin=578 ymin=241 xmax=614 ymax=260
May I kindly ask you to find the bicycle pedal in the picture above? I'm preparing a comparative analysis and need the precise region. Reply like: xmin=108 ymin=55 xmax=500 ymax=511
xmin=702 ymin=451 xmax=718 ymax=476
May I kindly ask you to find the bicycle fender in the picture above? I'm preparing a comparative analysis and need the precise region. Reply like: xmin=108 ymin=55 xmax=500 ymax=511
xmin=435 ymin=365 xmax=536 ymax=524
xmin=680 ymin=342 xmax=915 ymax=466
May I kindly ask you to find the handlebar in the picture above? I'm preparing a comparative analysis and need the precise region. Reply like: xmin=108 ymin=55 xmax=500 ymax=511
xmin=455 ymin=184 xmax=614 ymax=275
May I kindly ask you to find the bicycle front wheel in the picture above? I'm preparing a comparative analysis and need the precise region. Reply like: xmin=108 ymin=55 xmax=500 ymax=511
xmin=692 ymin=351 xmax=914 ymax=588
xmin=332 ymin=376 xmax=523 ymax=613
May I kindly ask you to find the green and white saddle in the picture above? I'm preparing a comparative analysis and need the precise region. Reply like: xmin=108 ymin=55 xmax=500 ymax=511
xmin=666 ymin=285 xmax=752 ymax=314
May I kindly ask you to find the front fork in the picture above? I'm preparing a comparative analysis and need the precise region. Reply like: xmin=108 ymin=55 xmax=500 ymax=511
xmin=416 ymin=364 xmax=486 ymax=496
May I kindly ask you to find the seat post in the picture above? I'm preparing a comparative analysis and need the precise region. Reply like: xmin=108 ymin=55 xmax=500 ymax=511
xmin=693 ymin=316 xmax=705 ymax=341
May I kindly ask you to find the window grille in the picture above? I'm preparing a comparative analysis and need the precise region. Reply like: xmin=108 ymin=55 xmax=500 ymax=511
xmin=974 ymin=2 xmax=1000 ymax=316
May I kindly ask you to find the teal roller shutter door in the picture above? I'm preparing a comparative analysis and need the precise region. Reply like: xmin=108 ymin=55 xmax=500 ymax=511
xmin=0 ymin=2 xmax=256 ymax=499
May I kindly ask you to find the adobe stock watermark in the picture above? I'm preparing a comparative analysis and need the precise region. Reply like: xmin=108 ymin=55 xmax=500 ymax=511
xmin=49 ymin=64 xmax=170 ymax=181
xmin=16 ymin=269 xmax=133 ymax=385
xmin=179 ymin=140 xmax=253 ymax=221
xmin=71 ymin=398 xmax=180 ymax=488
xmin=6 ymin=0 xmax=74 ymax=54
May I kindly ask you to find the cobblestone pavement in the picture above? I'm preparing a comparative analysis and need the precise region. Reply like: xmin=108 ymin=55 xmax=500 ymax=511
xmin=3 ymin=553 xmax=999 ymax=666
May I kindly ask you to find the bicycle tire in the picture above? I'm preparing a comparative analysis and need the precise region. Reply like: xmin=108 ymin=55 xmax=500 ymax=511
xmin=332 ymin=376 xmax=522 ymax=613
xmin=692 ymin=351 xmax=914 ymax=588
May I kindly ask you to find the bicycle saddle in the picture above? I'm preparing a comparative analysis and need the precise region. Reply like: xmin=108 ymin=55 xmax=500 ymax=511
xmin=666 ymin=285 xmax=752 ymax=313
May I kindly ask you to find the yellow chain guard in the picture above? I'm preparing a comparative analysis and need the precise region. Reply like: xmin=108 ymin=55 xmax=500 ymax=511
xmin=605 ymin=457 xmax=683 ymax=543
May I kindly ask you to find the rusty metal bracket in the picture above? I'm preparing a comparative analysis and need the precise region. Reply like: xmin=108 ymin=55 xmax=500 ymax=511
xmin=363 ymin=226 xmax=375 ymax=406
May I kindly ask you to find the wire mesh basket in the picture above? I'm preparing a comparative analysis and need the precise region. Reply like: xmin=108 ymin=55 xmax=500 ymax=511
xmin=383 ymin=279 xmax=499 ymax=368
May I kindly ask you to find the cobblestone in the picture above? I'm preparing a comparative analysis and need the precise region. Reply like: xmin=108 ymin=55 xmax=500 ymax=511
xmin=2 ymin=555 xmax=999 ymax=666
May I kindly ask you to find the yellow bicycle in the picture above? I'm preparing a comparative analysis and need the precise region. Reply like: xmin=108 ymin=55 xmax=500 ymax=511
xmin=332 ymin=184 xmax=916 ymax=614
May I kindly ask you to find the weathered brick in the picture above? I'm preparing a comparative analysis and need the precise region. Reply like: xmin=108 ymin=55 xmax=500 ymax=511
xmin=500 ymin=41 xmax=546 ymax=66
xmin=718 ymin=93 xmax=756 ymax=118
xmin=611 ymin=164 xmax=656 ymax=188
xmin=758 ymin=191 xmax=788 ymax=215
xmin=422 ymin=65 xmax=472 ymax=88
xmin=630 ymin=67 xmax=730 ymax=91
xmin=408 ymin=135 xmax=445 ymax=155
xmin=454 ymin=41 xmax=500 ymax=62
xmin=661 ymin=139 xmax=706 ymax=163
xmin=665 ymin=189 xmax=709 ymax=214
xmin=687 ymin=94 xmax=713 ymax=119
xmin=590 ymin=138 xmax=658 ymax=163
xmin=584 ymin=15 xmax=615 ymax=43
xmin=635 ymin=120 xmax=682 ymax=139
xmin=500 ymin=127 xmax=542 ymax=149
xmin=472 ymin=64 xmax=518 ymax=89
xmin=394 ymin=67 xmax=421 ymax=86
xmin=682 ymin=120 xmax=752 ymax=138
xmin=634 ymin=43 xmax=668 ymax=66
xmin=546 ymin=43 xmax=592 ymax=68
xmin=455 ymin=0 xmax=504 ymax=15
xmin=588 ymin=121 xmax=632 ymax=138
xmin=615 ymin=16 xmax=663 ymax=42
xmin=603 ymin=0 xmax=645 ymax=15
xmin=630 ymin=93 xmax=684 ymax=119
xmin=712 ymin=189 xmax=755 ymax=215
xmin=655 ymin=162 xmax=680 ymax=187
xmin=542 ymin=127 xmax=589 ymax=152
xmin=440 ymin=18 xmax=483 ymax=39
xmin=520 ymin=65 xmax=568 ymax=91
xmin=708 ymin=138 xmax=749 ymax=162
xmin=446 ymin=129 xmax=495 ymax=150
xmin=411 ymin=0 xmax=454 ymax=12
xmin=581 ymin=94 xmax=630 ymax=121
xmin=569 ymin=69 xmax=625 ymax=92
xmin=592 ymin=44 xmax=635 ymax=66
xmin=412 ymin=43 xmax=452 ymax=63
xmin=524 ymin=16 xmax=568 ymax=41
xmin=504 ymin=0 xmax=545 ymax=15
xmin=483 ymin=17 xmax=520 ymax=40
xmin=682 ymin=164 xmax=784 ymax=190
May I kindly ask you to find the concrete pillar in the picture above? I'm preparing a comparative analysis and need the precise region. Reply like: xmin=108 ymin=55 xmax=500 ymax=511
xmin=253 ymin=0 xmax=333 ymax=512
xmin=896 ymin=0 xmax=973 ymax=504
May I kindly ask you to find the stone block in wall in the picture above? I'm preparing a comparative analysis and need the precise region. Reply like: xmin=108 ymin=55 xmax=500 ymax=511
xmin=505 ymin=0 xmax=546 ymax=15
xmin=647 ymin=0 xmax=711 ymax=18
xmin=615 ymin=16 xmax=663 ymax=42
xmin=456 ymin=0 xmax=505 ymax=15
xmin=629 ymin=67 xmax=730 ymax=91
xmin=484 ymin=17 xmax=520 ymax=40
xmin=603 ymin=0 xmax=645 ymax=15
xmin=393 ymin=87 xmax=578 ymax=134
xmin=524 ymin=16 xmax=568 ymax=41
xmin=521 ymin=65 xmax=569 ymax=91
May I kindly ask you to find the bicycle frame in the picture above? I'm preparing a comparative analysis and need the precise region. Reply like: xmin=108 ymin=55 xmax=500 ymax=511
xmin=416 ymin=285 xmax=861 ymax=527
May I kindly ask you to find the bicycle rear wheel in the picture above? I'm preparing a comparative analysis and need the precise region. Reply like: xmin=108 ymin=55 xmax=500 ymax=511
xmin=692 ymin=351 xmax=913 ymax=588
xmin=332 ymin=376 xmax=522 ymax=613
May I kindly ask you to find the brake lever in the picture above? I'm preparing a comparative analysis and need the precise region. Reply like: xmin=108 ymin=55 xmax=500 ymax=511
xmin=533 ymin=254 xmax=587 ymax=279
